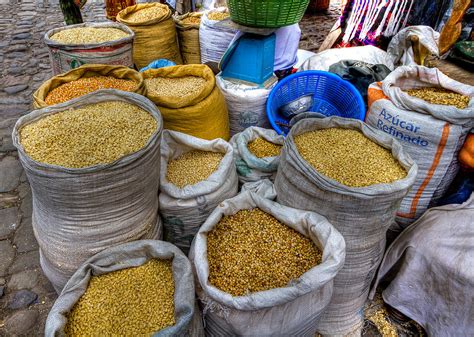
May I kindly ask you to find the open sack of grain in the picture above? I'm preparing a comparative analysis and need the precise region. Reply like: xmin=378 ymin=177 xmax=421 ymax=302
xmin=117 ymin=3 xmax=182 ymax=69
xmin=12 ymin=90 xmax=163 ymax=292
xmin=45 ymin=240 xmax=204 ymax=337
xmin=189 ymin=183 xmax=346 ymax=336
xmin=274 ymin=117 xmax=418 ymax=335
xmin=174 ymin=12 xmax=203 ymax=64
xmin=199 ymin=7 xmax=237 ymax=64
xmin=44 ymin=22 xmax=134 ymax=75
xmin=366 ymin=65 xmax=474 ymax=229
xmin=144 ymin=64 xmax=229 ymax=140
xmin=160 ymin=130 xmax=238 ymax=255
xmin=33 ymin=64 xmax=146 ymax=108
xmin=230 ymin=127 xmax=284 ymax=184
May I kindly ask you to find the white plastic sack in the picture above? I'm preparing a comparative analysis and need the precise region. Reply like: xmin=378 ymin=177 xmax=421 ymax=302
xmin=189 ymin=187 xmax=346 ymax=336
xmin=199 ymin=8 xmax=237 ymax=64
xmin=299 ymin=45 xmax=394 ymax=72
xmin=366 ymin=66 xmax=474 ymax=227
xmin=45 ymin=240 xmax=203 ymax=337
xmin=274 ymin=117 xmax=418 ymax=335
xmin=387 ymin=26 xmax=439 ymax=66
xmin=230 ymin=127 xmax=284 ymax=184
xmin=370 ymin=193 xmax=474 ymax=337
xmin=12 ymin=90 xmax=163 ymax=293
xmin=216 ymin=75 xmax=275 ymax=136
xmin=159 ymin=130 xmax=238 ymax=255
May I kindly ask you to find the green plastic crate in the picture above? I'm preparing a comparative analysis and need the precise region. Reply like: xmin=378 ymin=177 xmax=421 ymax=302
xmin=228 ymin=0 xmax=310 ymax=28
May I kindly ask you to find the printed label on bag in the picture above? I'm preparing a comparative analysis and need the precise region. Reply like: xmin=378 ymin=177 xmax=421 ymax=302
xmin=374 ymin=108 xmax=429 ymax=147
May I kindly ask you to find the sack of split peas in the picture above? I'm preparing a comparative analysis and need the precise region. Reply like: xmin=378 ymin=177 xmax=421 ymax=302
xmin=116 ymin=3 xmax=182 ymax=69
xmin=189 ymin=186 xmax=346 ymax=336
xmin=159 ymin=130 xmax=238 ymax=255
xmin=274 ymin=116 xmax=418 ymax=335
xmin=174 ymin=12 xmax=203 ymax=64
xmin=367 ymin=65 xmax=474 ymax=227
xmin=33 ymin=64 xmax=146 ymax=108
xmin=45 ymin=240 xmax=204 ymax=336
xmin=230 ymin=127 xmax=284 ymax=184
xmin=143 ymin=64 xmax=230 ymax=140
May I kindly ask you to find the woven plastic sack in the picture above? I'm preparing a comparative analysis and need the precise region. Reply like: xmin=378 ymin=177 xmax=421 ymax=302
xmin=189 ymin=186 xmax=346 ymax=336
xmin=160 ymin=130 xmax=238 ymax=254
xmin=216 ymin=75 xmax=275 ymax=136
xmin=230 ymin=127 xmax=284 ymax=184
xmin=45 ymin=240 xmax=204 ymax=337
xmin=299 ymin=45 xmax=394 ymax=72
xmin=370 ymin=193 xmax=474 ymax=336
xmin=199 ymin=8 xmax=237 ymax=64
xmin=117 ymin=3 xmax=182 ymax=70
xmin=174 ymin=12 xmax=203 ymax=64
xmin=12 ymin=90 xmax=163 ymax=293
xmin=366 ymin=66 xmax=474 ymax=228
xmin=274 ymin=116 xmax=418 ymax=335
xmin=33 ymin=64 xmax=146 ymax=108
xmin=144 ymin=64 xmax=230 ymax=140
xmin=44 ymin=22 xmax=135 ymax=76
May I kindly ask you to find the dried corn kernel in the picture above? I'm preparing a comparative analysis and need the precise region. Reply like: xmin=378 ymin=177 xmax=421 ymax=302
xmin=406 ymin=87 xmax=470 ymax=109
xmin=294 ymin=128 xmax=406 ymax=187
xmin=207 ymin=208 xmax=321 ymax=297
xmin=50 ymin=27 xmax=129 ymax=44
xmin=208 ymin=12 xmax=229 ymax=21
xmin=125 ymin=5 xmax=167 ymax=23
xmin=247 ymin=137 xmax=282 ymax=158
xmin=44 ymin=76 xmax=138 ymax=105
xmin=65 ymin=259 xmax=175 ymax=336
xmin=20 ymin=101 xmax=157 ymax=168
xmin=166 ymin=150 xmax=223 ymax=188
xmin=145 ymin=76 xmax=206 ymax=98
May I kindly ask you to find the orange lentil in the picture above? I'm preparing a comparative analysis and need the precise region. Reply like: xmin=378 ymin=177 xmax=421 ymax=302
xmin=181 ymin=16 xmax=201 ymax=24
xmin=44 ymin=76 xmax=138 ymax=105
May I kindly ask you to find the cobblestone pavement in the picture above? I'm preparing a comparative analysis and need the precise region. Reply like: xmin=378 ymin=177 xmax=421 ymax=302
xmin=0 ymin=0 xmax=339 ymax=335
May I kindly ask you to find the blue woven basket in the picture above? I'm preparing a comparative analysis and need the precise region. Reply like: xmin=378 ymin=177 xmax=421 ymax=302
xmin=266 ymin=71 xmax=366 ymax=135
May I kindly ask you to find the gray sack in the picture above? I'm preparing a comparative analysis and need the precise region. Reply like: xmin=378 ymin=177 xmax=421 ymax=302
xmin=45 ymin=240 xmax=203 ymax=337
xmin=189 ymin=183 xmax=346 ymax=336
xmin=12 ymin=90 xmax=163 ymax=293
xmin=274 ymin=117 xmax=418 ymax=336
xmin=230 ymin=127 xmax=284 ymax=185
xmin=159 ymin=130 xmax=239 ymax=255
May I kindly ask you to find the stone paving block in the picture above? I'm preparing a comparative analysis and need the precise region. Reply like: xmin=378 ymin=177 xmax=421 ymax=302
xmin=0 ymin=207 xmax=19 ymax=240
xmin=0 ymin=240 xmax=15 ymax=277
xmin=14 ymin=217 xmax=39 ymax=253
xmin=4 ymin=309 xmax=39 ymax=335
xmin=7 ymin=269 xmax=40 ymax=290
xmin=8 ymin=250 xmax=40 ymax=274
xmin=0 ymin=156 xmax=22 ymax=192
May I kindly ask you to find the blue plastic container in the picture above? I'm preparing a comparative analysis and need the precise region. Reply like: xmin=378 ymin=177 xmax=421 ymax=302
xmin=220 ymin=33 xmax=276 ymax=86
xmin=266 ymin=70 xmax=366 ymax=135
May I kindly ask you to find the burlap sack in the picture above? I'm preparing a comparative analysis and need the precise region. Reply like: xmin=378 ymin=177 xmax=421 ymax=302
xmin=117 ymin=3 xmax=182 ymax=69
xmin=274 ymin=117 xmax=418 ymax=336
xmin=160 ymin=130 xmax=238 ymax=254
xmin=45 ymin=240 xmax=204 ymax=337
xmin=189 ymin=187 xmax=346 ymax=336
xmin=144 ymin=64 xmax=230 ymax=140
xmin=174 ymin=12 xmax=203 ymax=64
xmin=12 ymin=90 xmax=163 ymax=293
xmin=366 ymin=65 xmax=474 ymax=228
xmin=230 ymin=127 xmax=284 ymax=184
xmin=33 ymin=64 xmax=146 ymax=108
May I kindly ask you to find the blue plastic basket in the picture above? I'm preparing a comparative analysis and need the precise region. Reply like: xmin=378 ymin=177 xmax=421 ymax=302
xmin=266 ymin=71 xmax=366 ymax=135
